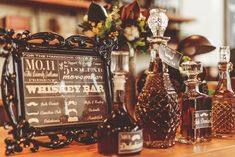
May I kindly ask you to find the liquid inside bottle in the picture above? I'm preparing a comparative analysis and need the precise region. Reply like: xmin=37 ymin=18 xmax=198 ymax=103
xmin=136 ymin=70 xmax=180 ymax=148
xmin=135 ymin=8 xmax=180 ymax=148
xmin=98 ymin=74 xmax=143 ymax=155
xmin=212 ymin=46 xmax=235 ymax=137
xmin=178 ymin=61 xmax=212 ymax=144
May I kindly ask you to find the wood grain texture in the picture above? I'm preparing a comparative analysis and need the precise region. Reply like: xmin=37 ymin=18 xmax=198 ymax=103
xmin=0 ymin=127 xmax=235 ymax=157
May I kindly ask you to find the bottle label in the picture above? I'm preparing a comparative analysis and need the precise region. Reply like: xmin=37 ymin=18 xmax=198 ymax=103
xmin=118 ymin=130 xmax=143 ymax=154
xmin=192 ymin=110 xmax=212 ymax=129
xmin=159 ymin=44 xmax=183 ymax=70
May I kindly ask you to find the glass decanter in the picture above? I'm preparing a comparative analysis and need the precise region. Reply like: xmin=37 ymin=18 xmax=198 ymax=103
xmin=135 ymin=8 xmax=180 ymax=148
xmin=178 ymin=61 xmax=212 ymax=144
xmin=98 ymin=51 xmax=143 ymax=155
xmin=212 ymin=46 xmax=235 ymax=137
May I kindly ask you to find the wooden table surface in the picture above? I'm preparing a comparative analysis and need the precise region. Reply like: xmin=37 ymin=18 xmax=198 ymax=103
xmin=1 ymin=127 xmax=235 ymax=157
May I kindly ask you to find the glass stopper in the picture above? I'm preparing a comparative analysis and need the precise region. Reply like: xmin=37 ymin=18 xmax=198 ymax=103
xmin=147 ymin=8 xmax=168 ymax=37
xmin=219 ymin=46 xmax=230 ymax=63
xmin=181 ymin=61 xmax=203 ymax=80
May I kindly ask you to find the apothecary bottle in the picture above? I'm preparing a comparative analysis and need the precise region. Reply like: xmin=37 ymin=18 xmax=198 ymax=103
xmin=98 ymin=51 xmax=143 ymax=155
xmin=178 ymin=61 xmax=212 ymax=144
xmin=212 ymin=46 xmax=235 ymax=137
xmin=135 ymin=8 xmax=180 ymax=148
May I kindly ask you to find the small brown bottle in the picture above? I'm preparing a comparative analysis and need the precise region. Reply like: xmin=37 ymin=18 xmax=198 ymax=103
xmin=178 ymin=61 xmax=212 ymax=144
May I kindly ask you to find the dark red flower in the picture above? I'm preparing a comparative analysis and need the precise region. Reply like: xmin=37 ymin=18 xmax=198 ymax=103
xmin=141 ymin=8 xmax=150 ymax=19
xmin=120 ymin=0 xmax=140 ymax=21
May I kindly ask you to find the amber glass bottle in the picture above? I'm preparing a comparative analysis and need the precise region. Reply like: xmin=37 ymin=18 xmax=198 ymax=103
xmin=178 ymin=61 xmax=212 ymax=144
xmin=135 ymin=8 xmax=180 ymax=148
xmin=212 ymin=46 xmax=235 ymax=137
xmin=98 ymin=52 xmax=143 ymax=155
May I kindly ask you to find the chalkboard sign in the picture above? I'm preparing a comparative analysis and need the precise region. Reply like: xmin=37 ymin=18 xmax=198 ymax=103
xmin=0 ymin=30 xmax=115 ymax=155
xmin=22 ymin=52 xmax=108 ymax=127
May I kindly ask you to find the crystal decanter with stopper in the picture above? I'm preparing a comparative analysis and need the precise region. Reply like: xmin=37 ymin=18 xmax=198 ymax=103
xmin=178 ymin=61 xmax=212 ymax=144
xmin=98 ymin=51 xmax=143 ymax=155
xmin=212 ymin=46 xmax=235 ymax=137
xmin=135 ymin=8 xmax=180 ymax=148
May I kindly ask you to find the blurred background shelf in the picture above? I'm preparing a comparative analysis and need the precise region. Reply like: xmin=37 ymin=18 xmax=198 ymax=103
xmin=168 ymin=13 xmax=195 ymax=23
xmin=28 ymin=0 xmax=91 ymax=9
xmin=1 ymin=0 xmax=92 ymax=10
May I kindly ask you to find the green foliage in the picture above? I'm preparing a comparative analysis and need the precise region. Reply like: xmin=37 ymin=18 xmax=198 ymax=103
xmin=79 ymin=1 xmax=150 ymax=53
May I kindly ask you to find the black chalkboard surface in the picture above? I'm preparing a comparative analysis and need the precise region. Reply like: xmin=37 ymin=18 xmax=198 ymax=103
xmin=22 ymin=52 xmax=108 ymax=127
xmin=13 ymin=33 xmax=114 ymax=132
xmin=0 ymin=30 xmax=115 ymax=154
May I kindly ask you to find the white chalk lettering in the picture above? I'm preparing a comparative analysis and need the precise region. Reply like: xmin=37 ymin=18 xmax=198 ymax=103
xmin=26 ymin=85 xmax=82 ymax=94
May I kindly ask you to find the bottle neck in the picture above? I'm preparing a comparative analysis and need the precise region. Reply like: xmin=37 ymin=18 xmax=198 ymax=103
xmin=185 ymin=80 xmax=200 ymax=94
xmin=184 ymin=70 xmax=200 ymax=92
xmin=217 ymin=62 xmax=233 ymax=92
xmin=148 ymin=37 xmax=169 ymax=74
xmin=113 ymin=90 xmax=126 ymax=111
xmin=149 ymin=52 xmax=164 ymax=73
xmin=112 ymin=75 xmax=127 ymax=111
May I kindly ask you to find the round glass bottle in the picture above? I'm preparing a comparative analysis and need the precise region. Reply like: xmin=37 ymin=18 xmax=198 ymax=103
xmin=98 ymin=51 xmax=143 ymax=155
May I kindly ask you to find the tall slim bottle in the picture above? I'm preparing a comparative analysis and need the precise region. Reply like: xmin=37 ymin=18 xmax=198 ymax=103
xmin=212 ymin=46 xmax=235 ymax=137
xmin=135 ymin=8 xmax=180 ymax=148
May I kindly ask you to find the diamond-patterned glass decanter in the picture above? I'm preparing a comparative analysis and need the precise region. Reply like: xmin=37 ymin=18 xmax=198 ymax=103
xmin=212 ymin=46 xmax=235 ymax=137
xmin=135 ymin=8 xmax=180 ymax=148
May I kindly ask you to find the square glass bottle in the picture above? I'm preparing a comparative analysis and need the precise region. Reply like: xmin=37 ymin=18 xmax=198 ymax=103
xmin=178 ymin=61 xmax=212 ymax=144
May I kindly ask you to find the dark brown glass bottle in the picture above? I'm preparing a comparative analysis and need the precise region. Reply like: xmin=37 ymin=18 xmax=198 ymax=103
xmin=178 ymin=61 xmax=212 ymax=144
xmin=98 ymin=75 xmax=143 ymax=155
